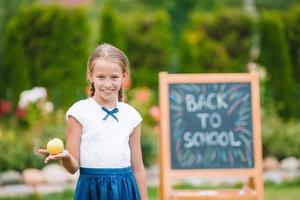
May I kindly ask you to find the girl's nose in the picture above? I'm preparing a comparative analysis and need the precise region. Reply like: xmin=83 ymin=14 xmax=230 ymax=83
xmin=103 ymin=81 xmax=113 ymax=88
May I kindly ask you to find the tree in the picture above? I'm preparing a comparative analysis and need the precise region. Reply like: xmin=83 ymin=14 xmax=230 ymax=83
xmin=258 ymin=12 xmax=296 ymax=119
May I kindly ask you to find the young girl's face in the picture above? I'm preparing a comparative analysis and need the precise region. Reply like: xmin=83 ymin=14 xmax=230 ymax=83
xmin=89 ymin=59 xmax=124 ymax=104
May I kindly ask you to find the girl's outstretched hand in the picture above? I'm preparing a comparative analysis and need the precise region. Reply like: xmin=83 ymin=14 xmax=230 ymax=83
xmin=38 ymin=149 xmax=70 ymax=164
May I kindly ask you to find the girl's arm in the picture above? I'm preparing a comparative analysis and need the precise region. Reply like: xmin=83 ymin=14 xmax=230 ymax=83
xmin=59 ymin=116 xmax=81 ymax=174
xmin=129 ymin=123 xmax=148 ymax=200
xmin=39 ymin=116 xmax=81 ymax=174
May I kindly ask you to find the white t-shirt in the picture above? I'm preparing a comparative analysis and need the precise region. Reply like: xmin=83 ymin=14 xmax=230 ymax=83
xmin=65 ymin=97 xmax=142 ymax=168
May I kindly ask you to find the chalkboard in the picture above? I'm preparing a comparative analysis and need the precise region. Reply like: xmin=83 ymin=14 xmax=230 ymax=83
xmin=169 ymin=83 xmax=253 ymax=169
xmin=159 ymin=73 xmax=264 ymax=200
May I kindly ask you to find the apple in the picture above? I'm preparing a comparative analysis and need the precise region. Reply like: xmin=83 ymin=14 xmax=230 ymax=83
xmin=47 ymin=138 xmax=64 ymax=155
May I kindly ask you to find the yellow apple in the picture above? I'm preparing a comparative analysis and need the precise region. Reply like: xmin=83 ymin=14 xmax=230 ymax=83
xmin=47 ymin=138 xmax=64 ymax=155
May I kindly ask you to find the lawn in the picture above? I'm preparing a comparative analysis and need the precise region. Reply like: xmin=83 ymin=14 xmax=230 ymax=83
xmin=0 ymin=180 xmax=299 ymax=200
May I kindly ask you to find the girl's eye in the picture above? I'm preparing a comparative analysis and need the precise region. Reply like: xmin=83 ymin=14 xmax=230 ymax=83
xmin=97 ymin=76 xmax=105 ymax=79
xmin=112 ymin=76 xmax=119 ymax=79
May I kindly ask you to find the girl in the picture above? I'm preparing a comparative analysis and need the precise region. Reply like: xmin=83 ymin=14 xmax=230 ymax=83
xmin=39 ymin=43 xmax=148 ymax=200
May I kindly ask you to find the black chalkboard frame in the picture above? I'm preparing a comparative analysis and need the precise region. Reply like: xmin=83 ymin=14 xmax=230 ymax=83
xmin=159 ymin=72 xmax=264 ymax=200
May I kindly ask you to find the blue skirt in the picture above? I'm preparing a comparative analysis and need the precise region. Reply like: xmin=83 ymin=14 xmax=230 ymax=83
xmin=74 ymin=167 xmax=140 ymax=200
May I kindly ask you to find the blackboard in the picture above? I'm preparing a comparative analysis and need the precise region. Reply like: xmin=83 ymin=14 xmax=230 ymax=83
xmin=169 ymin=83 xmax=253 ymax=169
xmin=159 ymin=73 xmax=264 ymax=200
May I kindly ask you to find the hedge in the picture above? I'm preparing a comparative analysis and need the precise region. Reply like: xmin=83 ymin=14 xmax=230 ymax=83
xmin=97 ymin=5 xmax=172 ymax=88
xmin=2 ymin=4 xmax=91 ymax=108
xmin=258 ymin=11 xmax=296 ymax=119
xmin=178 ymin=10 xmax=255 ymax=73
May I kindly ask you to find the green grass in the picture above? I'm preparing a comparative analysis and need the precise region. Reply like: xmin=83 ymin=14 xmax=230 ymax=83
xmin=263 ymin=179 xmax=300 ymax=200
xmin=0 ymin=180 xmax=299 ymax=200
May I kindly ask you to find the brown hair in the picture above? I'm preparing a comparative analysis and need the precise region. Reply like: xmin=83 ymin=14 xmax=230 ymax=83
xmin=87 ymin=43 xmax=130 ymax=101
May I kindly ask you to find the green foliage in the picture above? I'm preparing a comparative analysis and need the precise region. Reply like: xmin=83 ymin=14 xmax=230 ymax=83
xmin=1 ymin=1 xmax=300 ymax=174
xmin=0 ymin=129 xmax=44 ymax=172
xmin=255 ymin=0 xmax=300 ymax=10
xmin=165 ymin=0 xmax=195 ymax=33
xmin=193 ymin=0 xmax=243 ymax=11
xmin=124 ymin=10 xmax=172 ymax=88
xmin=0 ymin=100 xmax=66 ymax=172
xmin=126 ymin=87 xmax=159 ymax=167
xmin=179 ymin=35 xmax=230 ymax=72
xmin=140 ymin=124 xmax=158 ymax=167
xmin=98 ymin=7 xmax=172 ymax=88
xmin=0 ymin=0 xmax=38 ymax=100
xmin=2 ymin=4 xmax=91 ymax=108
xmin=98 ymin=2 xmax=126 ymax=50
xmin=258 ymin=11 xmax=296 ymax=119
xmin=282 ymin=6 xmax=300 ymax=117
xmin=262 ymin=105 xmax=300 ymax=159
xmin=0 ymin=86 xmax=158 ymax=171
xmin=179 ymin=10 xmax=255 ymax=73
xmin=283 ymin=6 xmax=300 ymax=84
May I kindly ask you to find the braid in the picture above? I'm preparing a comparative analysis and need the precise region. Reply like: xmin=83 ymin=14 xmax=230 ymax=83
xmin=89 ymin=82 xmax=95 ymax=97
xmin=118 ymin=87 xmax=123 ymax=102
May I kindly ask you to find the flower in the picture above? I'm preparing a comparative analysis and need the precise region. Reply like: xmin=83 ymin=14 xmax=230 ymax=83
xmin=0 ymin=99 xmax=12 ymax=116
xmin=16 ymin=106 xmax=26 ymax=119
xmin=149 ymin=106 xmax=160 ymax=122
xmin=133 ymin=87 xmax=151 ymax=104
xmin=43 ymin=101 xmax=54 ymax=113
xmin=18 ymin=87 xmax=47 ymax=108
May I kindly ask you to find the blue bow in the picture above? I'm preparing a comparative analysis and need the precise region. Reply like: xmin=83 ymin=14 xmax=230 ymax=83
xmin=102 ymin=107 xmax=119 ymax=122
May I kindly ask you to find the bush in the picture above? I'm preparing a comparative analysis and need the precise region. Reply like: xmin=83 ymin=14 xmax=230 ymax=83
xmin=283 ymin=5 xmax=300 ymax=119
xmin=0 ymin=106 xmax=66 ymax=172
xmin=0 ymin=126 xmax=44 ymax=172
xmin=255 ymin=0 xmax=300 ymax=10
xmin=0 ymin=0 xmax=38 ymax=100
xmin=126 ymin=87 xmax=159 ymax=167
xmin=281 ymin=6 xmax=300 ymax=118
xmin=179 ymin=9 xmax=255 ymax=73
xmin=258 ymin=53 xmax=300 ymax=159
xmin=98 ymin=2 xmax=126 ymax=50
xmin=2 ymin=4 xmax=91 ymax=108
xmin=179 ymin=33 xmax=230 ymax=72
xmin=283 ymin=5 xmax=300 ymax=84
xmin=262 ymin=105 xmax=300 ymax=159
xmin=141 ymin=124 xmax=158 ymax=167
xmin=125 ymin=10 xmax=172 ymax=88
xmin=258 ymin=11 xmax=296 ymax=119
xmin=0 ymin=85 xmax=159 ymax=171
xmin=98 ymin=6 xmax=172 ymax=89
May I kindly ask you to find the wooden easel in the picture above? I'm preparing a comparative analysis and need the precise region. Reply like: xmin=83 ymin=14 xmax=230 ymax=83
xmin=159 ymin=72 xmax=264 ymax=200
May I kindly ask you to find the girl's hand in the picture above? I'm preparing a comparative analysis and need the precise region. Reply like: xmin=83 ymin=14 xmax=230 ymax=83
xmin=38 ymin=149 xmax=70 ymax=164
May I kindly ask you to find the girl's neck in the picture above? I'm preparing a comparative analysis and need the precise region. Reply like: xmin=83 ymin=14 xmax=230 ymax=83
xmin=92 ymin=96 xmax=118 ymax=109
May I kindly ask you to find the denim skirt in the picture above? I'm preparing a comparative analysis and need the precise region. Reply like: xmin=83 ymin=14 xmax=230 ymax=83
xmin=74 ymin=167 xmax=140 ymax=200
